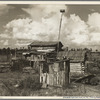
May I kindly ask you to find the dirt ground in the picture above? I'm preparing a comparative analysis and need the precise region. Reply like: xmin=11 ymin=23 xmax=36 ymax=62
xmin=0 ymin=72 xmax=100 ymax=97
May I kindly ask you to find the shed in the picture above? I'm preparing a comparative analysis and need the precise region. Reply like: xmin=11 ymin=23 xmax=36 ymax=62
xmin=57 ymin=50 xmax=87 ymax=77
xmin=40 ymin=59 xmax=70 ymax=88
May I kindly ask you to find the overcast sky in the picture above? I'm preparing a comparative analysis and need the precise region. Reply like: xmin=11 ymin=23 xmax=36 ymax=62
xmin=1 ymin=4 xmax=100 ymax=50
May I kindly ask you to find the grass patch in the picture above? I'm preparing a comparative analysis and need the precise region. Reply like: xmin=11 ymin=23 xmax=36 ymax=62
xmin=0 ymin=72 xmax=99 ymax=96
xmin=19 ymin=75 xmax=41 ymax=91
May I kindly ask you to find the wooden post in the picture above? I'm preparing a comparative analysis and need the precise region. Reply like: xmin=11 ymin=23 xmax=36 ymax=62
xmin=64 ymin=59 xmax=70 ymax=87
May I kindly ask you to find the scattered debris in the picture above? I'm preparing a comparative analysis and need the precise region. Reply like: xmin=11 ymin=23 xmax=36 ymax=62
xmin=74 ymin=74 xmax=100 ymax=85
xmin=14 ymin=84 xmax=19 ymax=88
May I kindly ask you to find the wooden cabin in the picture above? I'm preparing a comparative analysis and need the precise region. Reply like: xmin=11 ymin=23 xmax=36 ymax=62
xmin=20 ymin=41 xmax=63 ymax=71
xmin=14 ymin=41 xmax=63 ymax=63
xmin=57 ymin=50 xmax=87 ymax=77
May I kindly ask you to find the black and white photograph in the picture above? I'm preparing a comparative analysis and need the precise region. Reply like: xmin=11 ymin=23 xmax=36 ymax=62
xmin=0 ymin=2 xmax=100 ymax=97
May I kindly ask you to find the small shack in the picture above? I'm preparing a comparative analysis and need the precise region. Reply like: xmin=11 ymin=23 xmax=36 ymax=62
xmin=40 ymin=59 xmax=70 ymax=88
xmin=57 ymin=50 xmax=87 ymax=77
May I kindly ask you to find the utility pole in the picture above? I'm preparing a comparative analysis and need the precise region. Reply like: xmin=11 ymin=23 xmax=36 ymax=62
xmin=57 ymin=9 xmax=65 ymax=53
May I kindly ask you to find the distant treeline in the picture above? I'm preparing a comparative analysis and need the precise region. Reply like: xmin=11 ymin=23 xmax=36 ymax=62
xmin=0 ymin=48 xmax=15 ymax=55
xmin=64 ymin=47 xmax=99 ymax=52
xmin=0 ymin=47 xmax=99 ymax=55
xmin=0 ymin=48 xmax=22 ymax=55
xmin=0 ymin=47 xmax=29 ymax=55
xmin=70 ymin=48 xmax=92 ymax=51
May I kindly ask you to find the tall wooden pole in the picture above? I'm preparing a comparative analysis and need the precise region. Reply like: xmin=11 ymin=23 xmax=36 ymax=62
xmin=58 ymin=13 xmax=63 ymax=42
xmin=57 ymin=9 xmax=65 ymax=53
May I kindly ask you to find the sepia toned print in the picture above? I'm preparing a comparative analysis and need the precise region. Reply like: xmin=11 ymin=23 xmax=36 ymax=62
xmin=0 ymin=3 xmax=100 ymax=97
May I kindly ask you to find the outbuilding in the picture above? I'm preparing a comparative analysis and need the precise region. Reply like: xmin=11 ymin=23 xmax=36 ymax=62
xmin=57 ymin=50 xmax=87 ymax=78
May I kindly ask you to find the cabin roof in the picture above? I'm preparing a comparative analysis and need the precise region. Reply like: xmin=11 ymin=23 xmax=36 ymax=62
xmin=29 ymin=41 xmax=63 ymax=47
xmin=89 ymin=52 xmax=100 ymax=60
xmin=57 ymin=50 xmax=87 ymax=63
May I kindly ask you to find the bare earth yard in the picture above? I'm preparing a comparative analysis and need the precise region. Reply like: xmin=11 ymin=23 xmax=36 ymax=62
xmin=0 ymin=72 xmax=100 ymax=97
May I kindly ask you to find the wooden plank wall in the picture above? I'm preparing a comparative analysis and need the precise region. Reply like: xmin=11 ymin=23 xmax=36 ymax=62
xmin=40 ymin=60 xmax=70 ymax=88
xmin=70 ymin=63 xmax=82 ymax=73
